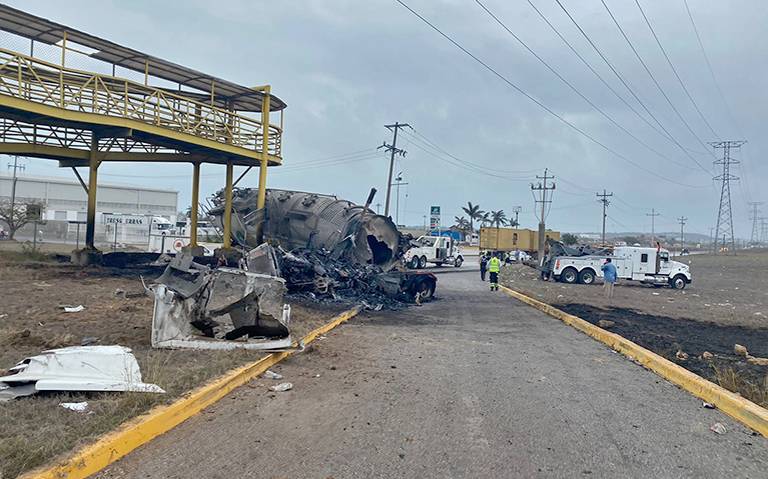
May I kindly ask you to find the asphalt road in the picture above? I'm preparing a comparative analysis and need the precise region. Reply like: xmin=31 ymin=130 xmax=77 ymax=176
xmin=98 ymin=264 xmax=767 ymax=478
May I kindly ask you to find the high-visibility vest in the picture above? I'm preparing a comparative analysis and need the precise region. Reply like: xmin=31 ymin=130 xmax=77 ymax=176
xmin=489 ymin=257 xmax=501 ymax=273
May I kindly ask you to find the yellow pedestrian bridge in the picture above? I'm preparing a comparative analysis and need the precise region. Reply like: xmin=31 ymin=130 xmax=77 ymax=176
xmin=0 ymin=5 xmax=287 ymax=255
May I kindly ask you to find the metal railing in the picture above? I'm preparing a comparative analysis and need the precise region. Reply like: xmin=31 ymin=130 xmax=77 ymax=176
xmin=0 ymin=47 xmax=281 ymax=158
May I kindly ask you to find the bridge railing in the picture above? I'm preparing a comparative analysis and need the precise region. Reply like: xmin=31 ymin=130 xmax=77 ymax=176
xmin=0 ymin=47 xmax=281 ymax=158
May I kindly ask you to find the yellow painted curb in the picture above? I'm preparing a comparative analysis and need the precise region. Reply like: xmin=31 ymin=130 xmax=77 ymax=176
xmin=22 ymin=306 xmax=362 ymax=479
xmin=500 ymin=285 xmax=768 ymax=438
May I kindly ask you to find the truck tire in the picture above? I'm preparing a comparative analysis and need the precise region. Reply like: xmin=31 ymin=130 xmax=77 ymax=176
xmin=670 ymin=274 xmax=687 ymax=290
xmin=579 ymin=269 xmax=596 ymax=285
xmin=454 ymin=256 xmax=463 ymax=268
xmin=409 ymin=256 xmax=419 ymax=269
xmin=561 ymin=267 xmax=578 ymax=284
xmin=419 ymin=255 xmax=428 ymax=269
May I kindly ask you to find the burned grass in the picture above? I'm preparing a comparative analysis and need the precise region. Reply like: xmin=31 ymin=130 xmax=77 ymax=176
xmin=556 ymin=303 xmax=768 ymax=407
xmin=0 ymin=253 xmax=349 ymax=478
xmin=499 ymin=252 xmax=768 ymax=409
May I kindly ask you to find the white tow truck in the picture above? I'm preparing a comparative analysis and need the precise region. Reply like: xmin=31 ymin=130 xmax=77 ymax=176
xmin=404 ymin=235 xmax=464 ymax=269
xmin=551 ymin=246 xmax=692 ymax=289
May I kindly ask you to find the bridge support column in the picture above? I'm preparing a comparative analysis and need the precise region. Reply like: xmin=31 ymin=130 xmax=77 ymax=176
xmin=182 ymin=162 xmax=205 ymax=256
xmin=256 ymin=87 xmax=271 ymax=211
xmin=72 ymin=135 xmax=103 ymax=265
xmin=223 ymin=161 xmax=233 ymax=248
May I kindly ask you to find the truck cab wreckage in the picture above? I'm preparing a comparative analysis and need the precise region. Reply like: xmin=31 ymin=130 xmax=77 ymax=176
xmin=150 ymin=188 xmax=436 ymax=350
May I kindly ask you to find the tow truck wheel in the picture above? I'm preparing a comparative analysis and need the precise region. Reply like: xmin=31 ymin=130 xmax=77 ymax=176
xmin=561 ymin=267 xmax=578 ymax=284
xmin=670 ymin=275 xmax=687 ymax=290
xmin=409 ymin=256 xmax=419 ymax=269
xmin=579 ymin=269 xmax=596 ymax=285
xmin=454 ymin=256 xmax=463 ymax=268
xmin=418 ymin=255 xmax=428 ymax=269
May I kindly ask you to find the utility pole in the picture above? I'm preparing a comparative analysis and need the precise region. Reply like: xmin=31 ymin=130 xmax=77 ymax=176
xmin=596 ymin=189 xmax=613 ymax=246
xmin=748 ymin=202 xmax=762 ymax=246
xmin=7 ymin=155 xmax=25 ymax=218
xmin=709 ymin=226 xmax=715 ymax=254
xmin=677 ymin=216 xmax=687 ymax=254
xmin=646 ymin=208 xmax=661 ymax=245
xmin=391 ymin=173 xmax=408 ymax=226
xmin=375 ymin=203 xmax=382 ymax=215
xmin=531 ymin=168 xmax=555 ymax=265
xmin=711 ymin=140 xmax=745 ymax=254
xmin=511 ymin=206 xmax=522 ymax=227
xmin=378 ymin=122 xmax=410 ymax=217
xmin=6 ymin=156 xmax=25 ymax=239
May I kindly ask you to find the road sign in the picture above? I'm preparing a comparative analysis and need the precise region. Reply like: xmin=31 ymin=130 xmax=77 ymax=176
xmin=429 ymin=206 xmax=440 ymax=229
xmin=25 ymin=203 xmax=41 ymax=221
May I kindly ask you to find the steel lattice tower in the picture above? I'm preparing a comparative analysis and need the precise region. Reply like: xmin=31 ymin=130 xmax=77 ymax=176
xmin=748 ymin=202 xmax=763 ymax=245
xmin=711 ymin=141 xmax=745 ymax=254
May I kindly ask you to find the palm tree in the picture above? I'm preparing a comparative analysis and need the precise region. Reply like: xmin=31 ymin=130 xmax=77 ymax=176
xmin=478 ymin=211 xmax=491 ymax=228
xmin=491 ymin=210 xmax=508 ymax=228
xmin=461 ymin=202 xmax=484 ymax=233
xmin=453 ymin=216 xmax=471 ymax=240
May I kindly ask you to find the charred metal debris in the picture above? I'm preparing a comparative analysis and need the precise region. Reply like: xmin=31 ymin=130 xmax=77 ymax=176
xmin=207 ymin=188 xmax=437 ymax=307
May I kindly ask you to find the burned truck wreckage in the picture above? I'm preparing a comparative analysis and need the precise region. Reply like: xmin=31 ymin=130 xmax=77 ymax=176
xmin=205 ymin=188 xmax=437 ymax=305
xmin=149 ymin=188 xmax=434 ymax=350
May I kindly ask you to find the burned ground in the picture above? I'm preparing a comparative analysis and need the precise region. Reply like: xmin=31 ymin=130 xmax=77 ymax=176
xmin=0 ymin=253 xmax=349 ymax=479
xmin=500 ymin=251 xmax=768 ymax=407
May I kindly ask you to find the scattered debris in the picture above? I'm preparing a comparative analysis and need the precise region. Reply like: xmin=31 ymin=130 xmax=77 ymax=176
xmin=60 ymin=305 xmax=85 ymax=313
xmin=734 ymin=344 xmax=749 ymax=358
xmin=746 ymin=356 xmax=768 ymax=366
xmin=269 ymin=382 xmax=293 ymax=392
xmin=597 ymin=319 xmax=615 ymax=329
xmin=0 ymin=345 xmax=164 ymax=401
xmin=263 ymin=370 xmax=283 ymax=380
xmin=675 ymin=350 xmax=689 ymax=361
xmin=0 ymin=313 xmax=7 ymax=319
xmin=702 ymin=402 xmax=715 ymax=409
xmin=60 ymin=401 xmax=89 ymax=412
xmin=710 ymin=422 xmax=727 ymax=435
xmin=701 ymin=351 xmax=714 ymax=360
xmin=150 ymin=254 xmax=293 ymax=351
xmin=80 ymin=336 xmax=99 ymax=346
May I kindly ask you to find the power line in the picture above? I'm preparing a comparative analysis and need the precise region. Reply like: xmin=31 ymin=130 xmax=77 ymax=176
xmin=394 ymin=0 xmax=709 ymax=189
xmin=474 ymin=0 xmax=701 ymax=173
xmin=682 ymin=0 xmax=739 ymax=136
xmin=524 ymin=0 xmax=702 ymax=156
xmin=634 ymin=0 xmax=718 ymax=139
xmin=550 ymin=0 xmax=713 ymax=174
xmin=598 ymin=0 xmax=716 ymax=167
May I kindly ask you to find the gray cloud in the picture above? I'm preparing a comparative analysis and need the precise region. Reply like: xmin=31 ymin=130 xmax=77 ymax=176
xmin=6 ymin=0 xmax=766 ymax=237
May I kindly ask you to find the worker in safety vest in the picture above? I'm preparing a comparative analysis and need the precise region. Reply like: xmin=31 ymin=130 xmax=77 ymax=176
xmin=488 ymin=253 xmax=501 ymax=291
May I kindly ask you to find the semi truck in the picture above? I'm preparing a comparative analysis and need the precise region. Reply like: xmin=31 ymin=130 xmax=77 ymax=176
xmin=479 ymin=227 xmax=560 ymax=253
xmin=550 ymin=245 xmax=692 ymax=289
xmin=404 ymin=235 xmax=464 ymax=269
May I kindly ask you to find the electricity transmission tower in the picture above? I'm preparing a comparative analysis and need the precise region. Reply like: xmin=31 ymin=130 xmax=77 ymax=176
xmin=761 ymin=217 xmax=768 ymax=246
xmin=378 ymin=122 xmax=411 ymax=217
xmin=748 ymin=202 xmax=763 ymax=246
xmin=677 ymin=216 xmax=688 ymax=254
xmin=711 ymin=140 xmax=745 ymax=254
xmin=596 ymin=189 xmax=613 ymax=245
xmin=646 ymin=208 xmax=660 ymax=245
xmin=531 ymin=168 xmax=555 ymax=264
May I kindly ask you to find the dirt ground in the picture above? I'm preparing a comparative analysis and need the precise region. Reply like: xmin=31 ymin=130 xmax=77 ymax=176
xmin=0 ymin=252 xmax=350 ymax=479
xmin=500 ymin=252 xmax=768 ymax=406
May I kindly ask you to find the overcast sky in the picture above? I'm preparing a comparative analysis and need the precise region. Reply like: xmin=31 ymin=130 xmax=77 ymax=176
xmin=6 ymin=0 xmax=767 ymax=238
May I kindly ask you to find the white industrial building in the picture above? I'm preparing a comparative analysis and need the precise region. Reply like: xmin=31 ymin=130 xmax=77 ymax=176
xmin=0 ymin=173 xmax=178 ymax=222
xmin=0 ymin=173 xmax=178 ymax=245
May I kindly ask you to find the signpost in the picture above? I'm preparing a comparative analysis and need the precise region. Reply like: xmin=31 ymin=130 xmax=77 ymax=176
xmin=429 ymin=206 xmax=441 ymax=235
xmin=26 ymin=203 xmax=42 ymax=250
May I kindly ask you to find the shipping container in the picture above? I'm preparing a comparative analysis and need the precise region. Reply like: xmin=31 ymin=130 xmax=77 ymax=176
xmin=479 ymin=227 xmax=560 ymax=253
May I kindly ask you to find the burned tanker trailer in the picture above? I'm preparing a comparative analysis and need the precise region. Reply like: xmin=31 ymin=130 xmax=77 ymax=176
xmin=208 ymin=188 xmax=436 ymax=303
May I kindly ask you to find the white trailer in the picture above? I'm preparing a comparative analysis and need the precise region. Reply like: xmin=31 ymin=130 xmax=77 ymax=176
xmin=404 ymin=236 xmax=464 ymax=269
xmin=551 ymin=246 xmax=692 ymax=289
